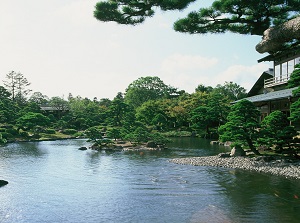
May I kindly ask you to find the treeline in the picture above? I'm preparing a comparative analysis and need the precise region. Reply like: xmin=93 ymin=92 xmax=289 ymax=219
xmin=0 ymin=72 xmax=247 ymax=144
xmin=1 ymin=69 xmax=300 ymax=157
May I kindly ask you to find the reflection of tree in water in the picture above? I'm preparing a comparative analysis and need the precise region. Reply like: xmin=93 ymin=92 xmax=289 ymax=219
xmin=1 ymin=142 xmax=47 ymax=158
xmin=210 ymin=168 xmax=300 ymax=223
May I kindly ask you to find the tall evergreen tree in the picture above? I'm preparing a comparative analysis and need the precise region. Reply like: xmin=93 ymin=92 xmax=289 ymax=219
xmin=218 ymin=99 xmax=260 ymax=154
xmin=3 ymin=71 xmax=31 ymax=105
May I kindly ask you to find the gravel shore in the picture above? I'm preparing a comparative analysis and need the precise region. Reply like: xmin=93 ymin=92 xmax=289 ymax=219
xmin=169 ymin=155 xmax=300 ymax=180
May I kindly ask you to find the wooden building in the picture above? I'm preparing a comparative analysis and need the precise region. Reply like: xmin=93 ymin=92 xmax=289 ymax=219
xmin=237 ymin=46 xmax=300 ymax=122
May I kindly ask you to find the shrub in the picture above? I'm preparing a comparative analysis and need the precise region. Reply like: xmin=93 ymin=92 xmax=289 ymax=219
xmin=61 ymin=129 xmax=78 ymax=135
xmin=162 ymin=131 xmax=192 ymax=137
xmin=0 ymin=132 xmax=13 ymax=139
xmin=19 ymin=131 xmax=29 ymax=138
xmin=5 ymin=128 xmax=19 ymax=136
xmin=0 ymin=133 xmax=7 ymax=144
xmin=44 ymin=128 xmax=56 ymax=134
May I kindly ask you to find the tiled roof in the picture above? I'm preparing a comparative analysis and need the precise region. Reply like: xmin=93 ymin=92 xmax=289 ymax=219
xmin=235 ymin=87 xmax=298 ymax=103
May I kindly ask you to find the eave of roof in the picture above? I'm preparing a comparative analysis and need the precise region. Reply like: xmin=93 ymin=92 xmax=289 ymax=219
xmin=234 ymin=87 xmax=298 ymax=104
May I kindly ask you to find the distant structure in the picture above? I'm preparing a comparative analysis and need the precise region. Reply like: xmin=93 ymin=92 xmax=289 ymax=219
xmin=236 ymin=45 xmax=300 ymax=123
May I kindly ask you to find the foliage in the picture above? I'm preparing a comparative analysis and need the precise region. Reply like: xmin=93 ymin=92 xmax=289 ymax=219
xmin=162 ymin=131 xmax=192 ymax=137
xmin=16 ymin=112 xmax=50 ymax=131
xmin=94 ymin=0 xmax=300 ymax=36
xmin=218 ymin=99 xmax=260 ymax=154
xmin=195 ymin=84 xmax=213 ymax=93
xmin=106 ymin=127 xmax=122 ymax=140
xmin=125 ymin=76 xmax=177 ymax=108
xmin=107 ymin=92 xmax=131 ymax=126
xmin=29 ymin=92 xmax=49 ymax=105
xmin=85 ymin=126 xmax=113 ymax=148
xmin=61 ymin=129 xmax=77 ymax=135
xmin=289 ymin=99 xmax=300 ymax=123
xmin=258 ymin=111 xmax=297 ymax=153
xmin=0 ymin=133 xmax=7 ymax=144
xmin=3 ymin=71 xmax=31 ymax=105
xmin=287 ymin=64 xmax=300 ymax=123
xmin=287 ymin=64 xmax=300 ymax=89
xmin=213 ymin=81 xmax=247 ymax=101
xmin=148 ymin=132 xmax=171 ymax=145
xmin=94 ymin=0 xmax=195 ymax=25
xmin=124 ymin=127 xmax=150 ymax=143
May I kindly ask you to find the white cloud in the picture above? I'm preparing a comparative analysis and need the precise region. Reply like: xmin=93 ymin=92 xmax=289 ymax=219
xmin=161 ymin=54 xmax=219 ymax=73
xmin=159 ymin=54 xmax=270 ymax=93
xmin=212 ymin=63 xmax=270 ymax=90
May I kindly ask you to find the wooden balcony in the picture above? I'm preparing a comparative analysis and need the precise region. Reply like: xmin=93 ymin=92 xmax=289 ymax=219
xmin=264 ymin=74 xmax=290 ymax=88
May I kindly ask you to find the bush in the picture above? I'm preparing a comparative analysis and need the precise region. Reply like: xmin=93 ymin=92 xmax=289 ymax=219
xmin=61 ymin=129 xmax=78 ymax=135
xmin=19 ymin=131 xmax=29 ymax=138
xmin=73 ymin=132 xmax=85 ymax=138
xmin=0 ymin=133 xmax=7 ymax=144
xmin=162 ymin=131 xmax=192 ymax=137
xmin=5 ymin=128 xmax=19 ymax=136
xmin=31 ymin=134 xmax=41 ymax=139
xmin=0 ymin=132 xmax=13 ymax=139
xmin=44 ymin=128 xmax=56 ymax=134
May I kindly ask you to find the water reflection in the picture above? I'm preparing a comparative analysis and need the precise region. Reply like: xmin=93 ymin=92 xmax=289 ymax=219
xmin=0 ymin=141 xmax=47 ymax=158
xmin=208 ymin=168 xmax=300 ymax=223
xmin=0 ymin=138 xmax=299 ymax=223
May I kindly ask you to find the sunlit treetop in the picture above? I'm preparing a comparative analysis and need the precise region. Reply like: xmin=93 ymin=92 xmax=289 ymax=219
xmin=94 ymin=0 xmax=300 ymax=36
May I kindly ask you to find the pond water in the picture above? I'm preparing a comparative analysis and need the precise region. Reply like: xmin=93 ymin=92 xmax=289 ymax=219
xmin=0 ymin=138 xmax=299 ymax=223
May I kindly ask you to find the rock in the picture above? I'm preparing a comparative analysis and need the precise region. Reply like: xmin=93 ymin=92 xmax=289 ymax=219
xmin=78 ymin=147 xmax=87 ymax=151
xmin=218 ymin=153 xmax=230 ymax=158
xmin=230 ymin=146 xmax=246 ymax=157
xmin=210 ymin=141 xmax=219 ymax=145
xmin=224 ymin=141 xmax=232 ymax=147
xmin=0 ymin=180 xmax=8 ymax=187
xmin=146 ymin=141 xmax=157 ymax=148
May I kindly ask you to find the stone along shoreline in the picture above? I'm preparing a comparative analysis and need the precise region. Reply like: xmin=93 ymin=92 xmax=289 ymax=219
xmin=169 ymin=155 xmax=300 ymax=179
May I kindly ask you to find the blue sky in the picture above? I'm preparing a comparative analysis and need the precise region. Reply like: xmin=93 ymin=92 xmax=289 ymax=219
xmin=0 ymin=0 xmax=271 ymax=99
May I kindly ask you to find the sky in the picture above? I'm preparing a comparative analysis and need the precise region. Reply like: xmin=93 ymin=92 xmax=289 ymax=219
xmin=0 ymin=0 xmax=272 ymax=100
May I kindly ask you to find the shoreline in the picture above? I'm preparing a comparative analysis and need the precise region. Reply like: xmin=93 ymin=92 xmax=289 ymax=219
xmin=169 ymin=155 xmax=300 ymax=180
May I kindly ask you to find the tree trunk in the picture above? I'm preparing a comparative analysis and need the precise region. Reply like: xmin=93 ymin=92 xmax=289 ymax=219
xmin=245 ymin=136 xmax=260 ymax=155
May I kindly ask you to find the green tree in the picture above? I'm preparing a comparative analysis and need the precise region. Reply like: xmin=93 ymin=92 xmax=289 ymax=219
xmin=85 ymin=126 xmax=113 ymax=148
xmin=49 ymin=96 xmax=69 ymax=119
xmin=106 ymin=127 xmax=121 ymax=140
xmin=94 ymin=0 xmax=299 ymax=36
xmin=107 ymin=92 xmax=130 ymax=126
xmin=258 ymin=110 xmax=297 ymax=153
xmin=124 ymin=127 xmax=150 ymax=143
xmin=287 ymin=64 xmax=300 ymax=123
xmin=213 ymin=81 xmax=247 ymax=101
xmin=0 ymin=86 xmax=18 ymax=123
xmin=124 ymin=76 xmax=177 ymax=108
xmin=29 ymin=92 xmax=49 ymax=105
xmin=190 ymin=106 xmax=211 ymax=137
xmin=3 ymin=71 xmax=31 ymax=104
xmin=288 ymin=64 xmax=300 ymax=88
xmin=218 ymin=99 xmax=260 ymax=155
xmin=136 ymin=100 xmax=164 ymax=126
xmin=195 ymin=84 xmax=213 ymax=93
xmin=16 ymin=112 xmax=50 ymax=131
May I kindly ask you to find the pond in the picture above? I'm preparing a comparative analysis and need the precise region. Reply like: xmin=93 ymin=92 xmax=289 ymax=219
xmin=0 ymin=138 xmax=299 ymax=223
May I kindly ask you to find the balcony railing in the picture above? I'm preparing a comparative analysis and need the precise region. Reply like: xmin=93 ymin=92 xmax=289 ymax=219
xmin=264 ymin=74 xmax=290 ymax=88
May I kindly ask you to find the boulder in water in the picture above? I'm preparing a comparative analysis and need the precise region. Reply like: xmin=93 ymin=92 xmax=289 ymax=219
xmin=0 ymin=180 xmax=8 ymax=187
